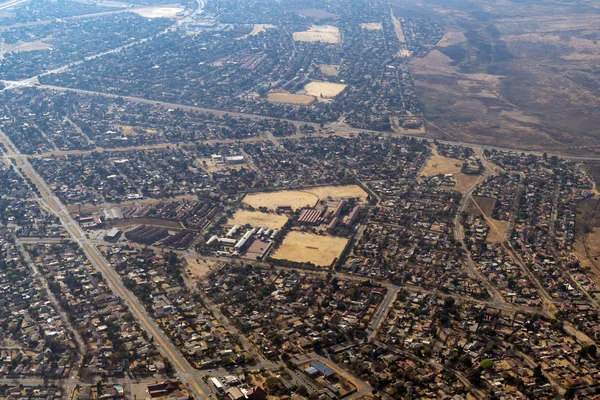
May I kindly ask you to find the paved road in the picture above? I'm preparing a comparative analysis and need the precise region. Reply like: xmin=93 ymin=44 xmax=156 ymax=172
xmin=367 ymin=286 xmax=398 ymax=341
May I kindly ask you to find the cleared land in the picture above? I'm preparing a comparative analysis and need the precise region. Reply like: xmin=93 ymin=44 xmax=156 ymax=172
xmin=115 ymin=124 xmax=159 ymax=135
xmin=271 ymin=231 xmax=348 ymax=267
xmin=267 ymin=91 xmax=316 ymax=105
xmin=227 ymin=209 xmax=289 ymax=229
xmin=304 ymin=81 xmax=347 ymax=98
xmin=198 ymin=157 xmax=249 ymax=172
xmin=2 ymin=40 xmax=52 ymax=53
xmin=132 ymin=6 xmax=184 ymax=18
xmin=466 ymin=195 xmax=509 ymax=243
xmin=293 ymin=25 xmax=340 ymax=44
xmin=242 ymin=185 xmax=368 ymax=210
xmin=360 ymin=22 xmax=382 ymax=30
xmin=297 ymin=9 xmax=337 ymax=19
xmin=185 ymin=257 xmax=219 ymax=281
xmin=420 ymin=146 xmax=481 ymax=193
xmin=316 ymin=64 xmax=340 ymax=76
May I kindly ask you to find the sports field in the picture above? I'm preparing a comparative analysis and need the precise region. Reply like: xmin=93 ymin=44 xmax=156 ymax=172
xmin=227 ymin=209 xmax=289 ymax=229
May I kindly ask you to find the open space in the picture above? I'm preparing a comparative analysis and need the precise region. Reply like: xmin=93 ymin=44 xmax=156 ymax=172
xmin=360 ymin=22 xmax=382 ymax=30
xmin=293 ymin=25 xmax=341 ymax=44
xmin=316 ymin=64 xmax=340 ymax=76
xmin=242 ymin=185 xmax=368 ymax=210
xmin=227 ymin=209 xmax=289 ymax=229
xmin=304 ymin=81 xmax=347 ymax=98
xmin=271 ymin=231 xmax=348 ymax=267
xmin=421 ymin=146 xmax=481 ymax=193
xmin=131 ymin=6 xmax=184 ymax=19
xmin=185 ymin=257 xmax=219 ymax=281
xmin=267 ymin=91 xmax=316 ymax=105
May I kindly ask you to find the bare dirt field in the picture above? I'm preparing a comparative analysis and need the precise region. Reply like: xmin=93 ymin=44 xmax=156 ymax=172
xmin=197 ymin=157 xmax=249 ymax=172
xmin=421 ymin=146 xmax=481 ymax=192
xmin=293 ymin=25 xmax=340 ymax=44
xmin=242 ymin=185 xmax=368 ymax=210
xmin=400 ymin=0 xmax=600 ymax=151
xmin=267 ymin=91 xmax=316 ymax=105
xmin=486 ymin=219 xmax=509 ymax=243
xmin=185 ymin=257 xmax=219 ymax=281
xmin=360 ymin=22 xmax=382 ymax=30
xmin=420 ymin=147 xmax=463 ymax=177
xmin=2 ymin=40 xmax=52 ymax=54
xmin=115 ymin=124 xmax=159 ymax=136
xmin=304 ymin=81 xmax=347 ymax=98
xmin=297 ymin=8 xmax=337 ymax=19
xmin=227 ymin=209 xmax=289 ymax=229
xmin=317 ymin=64 xmax=340 ymax=76
xmin=106 ymin=217 xmax=183 ymax=230
xmin=466 ymin=196 xmax=509 ymax=243
xmin=132 ymin=6 xmax=184 ymax=18
xmin=271 ymin=231 xmax=348 ymax=267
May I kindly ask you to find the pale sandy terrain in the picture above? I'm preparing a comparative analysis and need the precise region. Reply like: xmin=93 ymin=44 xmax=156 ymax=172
xmin=242 ymin=185 xmax=368 ymax=210
xmin=267 ymin=91 xmax=315 ymax=105
xmin=3 ymin=40 xmax=52 ymax=54
xmin=132 ymin=6 xmax=184 ymax=18
xmin=304 ymin=81 xmax=347 ymax=98
xmin=185 ymin=257 xmax=219 ymax=281
xmin=227 ymin=209 xmax=289 ymax=229
xmin=197 ymin=157 xmax=248 ymax=172
xmin=293 ymin=25 xmax=340 ymax=44
xmin=317 ymin=64 xmax=339 ymax=76
xmin=249 ymin=24 xmax=276 ymax=36
xmin=115 ymin=124 xmax=159 ymax=135
xmin=271 ymin=231 xmax=348 ymax=267
xmin=360 ymin=22 xmax=382 ymax=30
xmin=421 ymin=146 xmax=481 ymax=193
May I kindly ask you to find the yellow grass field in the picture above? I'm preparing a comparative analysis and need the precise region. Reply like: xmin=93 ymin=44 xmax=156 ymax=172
xmin=227 ymin=209 xmax=289 ymax=229
xmin=132 ymin=6 xmax=184 ymax=18
xmin=304 ymin=81 xmax=348 ymax=98
xmin=242 ymin=185 xmax=368 ymax=210
xmin=293 ymin=25 xmax=340 ymax=44
xmin=317 ymin=64 xmax=340 ymax=76
xmin=360 ymin=22 xmax=382 ymax=30
xmin=267 ymin=91 xmax=316 ymax=105
xmin=421 ymin=146 xmax=481 ymax=193
xmin=271 ymin=231 xmax=348 ymax=267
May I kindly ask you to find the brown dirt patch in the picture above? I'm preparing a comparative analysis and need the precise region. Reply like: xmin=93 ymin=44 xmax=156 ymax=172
xmin=293 ymin=25 xmax=340 ymax=44
xmin=271 ymin=231 xmax=348 ymax=267
xmin=360 ymin=22 xmax=382 ymax=30
xmin=185 ymin=257 xmax=219 ymax=282
xmin=317 ymin=64 xmax=340 ymax=76
xmin=303 ymin=81 xmax=347 ymax=98
xmin=227 ymin=209 xmax=289 ymax=229
xmin=297 ymin=8 xmax=337 ymax=19
xmin=267 ymin=91 xmax=316 ymax=105
xmin=242 ymin=185 xmax=368 ymax=211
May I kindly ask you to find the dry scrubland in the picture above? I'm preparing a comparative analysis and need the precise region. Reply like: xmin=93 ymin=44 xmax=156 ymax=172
xmin=242 ymin=185 xmax=368 ymax=210
xmin=185 ymin=257 xmax=219 ymax=281
xmin=227 ymin=209 xmax=289 ymax=229
xmin=317 ymin=64 xmax=340 ymax=76
xmin=400 ymin=0 xmax=600 ymax=151
xmin=271 ymin=231 xmax=348 ymax=267
xmin=466 ymin=196 xmax=510 ymax=243
xmin=293 ymin=25 xmax=341 ymax=44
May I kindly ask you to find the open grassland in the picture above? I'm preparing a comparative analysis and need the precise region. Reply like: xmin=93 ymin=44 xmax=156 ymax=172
xmin=271 ymin=231 xmax=348 ymax=267
xmin=293 ymin=25 xmax=340 ymax=44
xmin=115 ymin=124 xmax=159 ymax=136
xmin=2 ymin=40 xmax=52 ymax=53
xmin=242 ymin=185 xmax=368 ymax=210
xmin=227 ymin=209 xmax=289 ymax=229
xmin=297 ymin=9 xmax=338 ymax=19
xmin=304 ymin=81 xmax=347 ymax=98
xmin=267 ymin=91 xmax=316 ymax=105
xmin=466 ymin=195 xmax=509 ymax=243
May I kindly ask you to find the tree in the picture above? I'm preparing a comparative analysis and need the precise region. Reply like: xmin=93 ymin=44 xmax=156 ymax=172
xmin=480 ymin=359 xmax=494 ymax=371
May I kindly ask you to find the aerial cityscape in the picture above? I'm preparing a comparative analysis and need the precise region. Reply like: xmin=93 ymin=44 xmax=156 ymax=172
xmin=0 ymin=0 xmax=600 ymax=399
